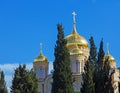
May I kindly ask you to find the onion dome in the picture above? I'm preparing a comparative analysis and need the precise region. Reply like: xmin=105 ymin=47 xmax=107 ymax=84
xmin=104 ymin=43 xmax=115 ymax=62
xmin=104 ymin=44 xmax=116 ymax=68
xmin=70 ymin=44 xmax=83 ymax=55
xmin=65 ymin=12 xmax=88 ymax=47
xmin=104 ymin=53 xmax=115 ymax=62
xmin=65 ymin=29 xmax=88 ymax=47
xmin=34 ymin=43 xmax=48 ymax=62
xmin=104 ymin=52 xmax=116 ymax=69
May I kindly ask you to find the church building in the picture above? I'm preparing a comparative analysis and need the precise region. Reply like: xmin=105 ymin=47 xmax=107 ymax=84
xmin=33 ymin=12 xmax=120 ymax=93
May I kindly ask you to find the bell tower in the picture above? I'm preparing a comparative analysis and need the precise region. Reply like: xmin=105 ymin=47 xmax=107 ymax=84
xmin=104 ymin=44 xmax=119 ymax=93
xmin=33 ymin=43 xmax=49 ymax=80
xmin=33 ymin=43 xmax=49 ymax=93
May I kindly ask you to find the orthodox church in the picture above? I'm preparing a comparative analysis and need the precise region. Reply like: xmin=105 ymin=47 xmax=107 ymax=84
xmin=33 ymin=12 xmax=120 ymax=93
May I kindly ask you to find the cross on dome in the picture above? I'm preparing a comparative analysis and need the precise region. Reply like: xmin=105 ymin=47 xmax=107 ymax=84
xmin=72 ymin=11 xmax=77 ymax=33
xmin=40 ymin=43 xmax=43 ymax=54
xmin=72 ymin=11 xmax=77 ymax=23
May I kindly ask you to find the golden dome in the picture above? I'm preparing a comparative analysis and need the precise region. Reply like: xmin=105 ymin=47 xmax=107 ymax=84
xmin=34 ymin=43 xmax=48 ymax=62
xmin=104 ymin=44 xmax=115 ymax=62
xmin=65 ymin=12 xmax=88 ymax=47
xmin=104 ymin=53 xmax=115 ymax=62
xmin=70 ymin=45 xmax=83 ymax=55
xmin=34 ymin=53 xmax=48 ymax=62
xmin=65 ymin=29 xmax=88 ymax=47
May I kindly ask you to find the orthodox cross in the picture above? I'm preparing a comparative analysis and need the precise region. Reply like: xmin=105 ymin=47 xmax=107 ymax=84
xmin=72 ymin=12 xmax=77 ymax=23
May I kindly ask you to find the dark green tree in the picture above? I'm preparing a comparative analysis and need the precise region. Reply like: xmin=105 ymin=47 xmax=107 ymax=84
xmin=97 ymin=38 xmax=105 ymax=68
xmin=0 ymin=71 xmax=8 ymax=93
xmin=119 ymin=83 xmax=120 ymax=93
xmin=95 ymin=39 xmax=114 ymax=93
xmin=81 ymin=60 xmax=95 ymax=93
xmin=11 ymin=64 xmax=39 ymax=93
xmin=95 ymin=39 xmax=105 ymax=93
xmin=51 ymin=24 xmax=74 ymax=93
xmin=89 ymin=36 xmax=97 ymax=93
xmin=102 ymin=57 xmax=114 ymax=93
xmin=89 ymin=36 xmax=97 ymax=64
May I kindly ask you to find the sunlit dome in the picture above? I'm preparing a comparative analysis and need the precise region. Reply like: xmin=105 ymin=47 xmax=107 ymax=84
xmin=34 ymin=53 xmax=48 ymax=62
xmin=65 ymin=29 xmax=88 ymax=47
xmin=104 ymin=53 xmax=115 ymax=62
xmin=34 ymin=43 xmax=48 ymax=62
xmin=65 ymin=12 xmax=88 ymax=47
xmin=104 ymin=44 xmax=115 ymax=62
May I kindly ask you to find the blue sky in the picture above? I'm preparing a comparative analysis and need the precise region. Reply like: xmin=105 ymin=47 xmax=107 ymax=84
xmin=0 ymin=0 xmax=120 ymax=91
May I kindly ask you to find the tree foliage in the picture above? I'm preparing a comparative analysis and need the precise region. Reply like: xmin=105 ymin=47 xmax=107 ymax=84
xmin=95 ymin=56 xmax=114 ymax=93
xmin=81 ymin=38 xmax=114 ymax=93
xmin=11 ymin=64 xmax=39 ymax=93
xmin=89 ymin=36 xmax=98 ymax=93
xmin=81 ymin=60 xmax=95 ymax=93
xmin=51 ymin=24 xmax=74 ymax=93
xmin=97 ymin=39 xmax=105 ymax=68
xmin=0 ymin=71 xmax=7 ymax=93
xmin=102 ymin=57 xmax=114 ymax=93
xmin=89 ymin=36 xmax=97 ymax=91
xmin=89 ymin=36 xmax=97 ymax=64
xmin=94 ymin=39 xmax=114 ymax=93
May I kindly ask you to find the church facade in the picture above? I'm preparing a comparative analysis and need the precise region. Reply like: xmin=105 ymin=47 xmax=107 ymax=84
xmin=33 ymin=12 xmax=120 ymax=93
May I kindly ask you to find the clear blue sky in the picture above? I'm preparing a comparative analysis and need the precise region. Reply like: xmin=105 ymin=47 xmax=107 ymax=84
xmin=0 ymin=0 xmax=120 ymax=66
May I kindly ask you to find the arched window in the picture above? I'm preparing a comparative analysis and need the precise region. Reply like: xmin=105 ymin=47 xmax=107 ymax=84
xmin=76 ymin=61 xmax=80 ymax=72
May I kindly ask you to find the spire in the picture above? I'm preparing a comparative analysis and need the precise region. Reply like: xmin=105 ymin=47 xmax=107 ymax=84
xmin=106 ymin=43 xmax=110 ymax=54
xmin=40 ymin=43 xmax=43 ymax=55
xmin=72 ymin=11 xmax=77 ymax=34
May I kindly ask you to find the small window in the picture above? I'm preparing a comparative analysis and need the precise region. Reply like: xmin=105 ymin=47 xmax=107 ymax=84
xmin=76 ymin=61 xmax=80 ymax=72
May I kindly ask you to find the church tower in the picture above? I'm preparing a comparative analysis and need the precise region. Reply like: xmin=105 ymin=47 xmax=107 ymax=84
xmin=65 ymin=12 xmax=89 ymax=74
xmin=65 ymin=12 xmax=90 ymax=91
xmin=104 ymin=44 xmax=119 ymax=93
xmin=33 ymin=43 xmax=49 ymax=93
xmin=104 ymin=44 xmax=116 ymax=69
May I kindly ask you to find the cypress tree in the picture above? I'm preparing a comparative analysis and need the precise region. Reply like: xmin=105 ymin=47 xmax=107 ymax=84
xmin=95 ymin=39 xmax=105 ymax=93
xmin=95 ymin=56 xmax=114 ymax=93
xmin=11 ymin=64 xmax=39 ymax=93
xmin=89 ymin=36 xmax=97 ymax=93
xmin=89 ymin=36 xmax=97 ymax=64
xmin=51 ymin=24 xmax=74 ymax=93
xmin=97 ymin=38 xmax=105 ymax=68
xmin=103 ymin=56 xmax=114 ymax=93
xmin=95 ymin=68 xmax=104 ymax=93
xmin=81 ymin=60 xmax=95 ymax=93
xmin=0 ymin=71 xmax=8 ymax=93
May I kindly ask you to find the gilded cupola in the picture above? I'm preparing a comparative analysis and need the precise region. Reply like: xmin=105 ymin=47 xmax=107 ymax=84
xmin=104 ymin=44 xmax=116 ymax=68
xmin=65 ymin=12 xmax=88 ymax=49
xmin=104 ymin=53 xmax=115 ymax=62
xmin=34 ymin=43 xmax=48 ymax=62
